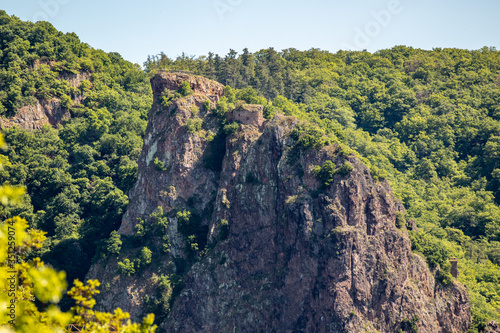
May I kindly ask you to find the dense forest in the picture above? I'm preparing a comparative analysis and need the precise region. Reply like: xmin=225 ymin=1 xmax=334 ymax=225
xmin=1 ymin=10 xmax=500 ymax=331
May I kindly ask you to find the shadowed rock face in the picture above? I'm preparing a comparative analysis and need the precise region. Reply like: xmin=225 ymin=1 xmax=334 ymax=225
xmin=88 ymin=73 xmax=471 ymax=333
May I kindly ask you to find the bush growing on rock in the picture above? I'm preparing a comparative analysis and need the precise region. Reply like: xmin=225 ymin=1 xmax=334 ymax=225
xmin=105 ymin=230 xmax=122 ymax=256
xmin=117 ymin=258 xmax=136 ymax=276
xmin=185 ymin=118 xmax=202 ymax=133
xmin=312 ymin=160 xmax=353 ymax=188
xmin=178 ymin=81 xmax=193 ymax=96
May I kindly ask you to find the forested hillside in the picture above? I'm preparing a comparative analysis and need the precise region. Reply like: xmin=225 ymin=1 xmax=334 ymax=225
xmin=0 ymin=10 xmax=500 ymax=331
xmin=0 ymin=11 xmax=152 ymax=289
xmin=146 ymin=46 xmax=500 ymax=330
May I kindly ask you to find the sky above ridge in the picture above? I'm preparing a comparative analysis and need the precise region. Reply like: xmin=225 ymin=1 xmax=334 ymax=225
xmin=1 ymin=0 xmax=499 ymax=65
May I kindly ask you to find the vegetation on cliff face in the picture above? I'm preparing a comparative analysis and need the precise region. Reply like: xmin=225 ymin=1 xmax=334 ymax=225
xmin=0 ymin=10 xmax=499 ymax=330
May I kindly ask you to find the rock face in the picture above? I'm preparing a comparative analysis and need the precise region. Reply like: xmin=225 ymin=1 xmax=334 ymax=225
xmin=0 ymin=71 xmax=89 ymax=130
xmin=117 ymin=73 xmax=224 ymax=236
xmin=87 ymin=73 xmax=471 ymax=332
xmin=227 ymin=104 xmax=264 ymax=128
xmin=151 ymin=71 xmax=224 ymax=103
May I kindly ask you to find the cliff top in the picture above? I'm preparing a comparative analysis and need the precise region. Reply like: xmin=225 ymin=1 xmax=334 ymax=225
xmin=151 ymin=71 xmax=225 ymax=102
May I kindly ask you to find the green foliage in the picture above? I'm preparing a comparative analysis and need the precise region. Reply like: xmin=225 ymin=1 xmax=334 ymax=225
xmin=263 ymin=105 xmax=278 ymax=120
xmin=176 ymin=210 xmax=192 ymax=229
xmin=134 ymin=219 xmax=148 ymax=243
xmin=219 ymin=219 xmax=229 ymax=240
xmin=203 ymin=99 xmax=211 ymax=111
xmin=312 ymin=160 xmax=353 ymax=188
xmin=337 ymin=161 xmax=354 ymax=176
xmin=81 ymin=177 xmax=128 ymax=243
xmin=223 ymin=86 xmax=236 ymax=103
xmin=414 ymin=158 xmax=438 ymax=181
xmin=60 ymin=94 xmax=73 ymax=109
xmin=176 ymin=209 xmax=207 ymax=258
xmin=0 ymin=210 xmax=156 ymax=332
xmin=160 ymin=96 xmax=171 ymax=109
xmin=400 ymin=314 xmax=419 ymax=333
xmin=133 ymin=207 xmax=169 ymax=246
xmin=409 ymin=231 xmax=453 ymax=284
xmin=117 ymin=258 xmax=135 ymax=276
xmin=150 ymin=206 xmax=168 ymax=230
xmin=185 ymin=118 xmax=202 ymax=133
xmin=462 ymin=258 xmax=500 ymax=331
xmin=312 ymin=161 xmax=336 ymax=188
xmin=135 ymin=247 xmax=152 ymax=269
xmin=273 ymin=95 xmax=300 ymax=116
xmin=153 ymin=157 xmax=167 ymax=171
xmin=395 ymin=211 xmax=405 ymax=229
xmin=105 ymin=230 xmax=122 ymax=256
xmin=0 ymin=13 xmax=151 ymax=286
xmin=178 ymin=81 xmax=193 ymax=97
xmin=160 ymin=89 xmax=181 ymax=109
xmin=370 ymin=165 xmax=387 ymax=181
xmin=144 ymin=274 xmax=173 ymax=318
xmin=292 ymin=123 xmax=337 ymax=150
xmin=236 ymin=87 xmax=267 ymax=105
xmin=215 ymin=96 xmax=234 ymax=117
xmin=187 ymin=234 xmax=199 ymax=253
xmin=190 ymin=105 xmax=199 ymax=117
xmin=223 ymin=122 xmax=240 ymax=135
xmin=144 ymin=272 xmax=184 ymax=322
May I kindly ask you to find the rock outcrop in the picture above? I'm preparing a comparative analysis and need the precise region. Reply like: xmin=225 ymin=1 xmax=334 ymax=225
xmin=87 ymin=73 xmax=471 ymax=332
xmin=151 ymin=71 xmax=224 ymax=103
xmin=0 ymin=99 xmax=69 ymax=130
xmin=0 ymin=71 xmax=89 ymax=131
xmin=227 ymin=104 xmax=264 ymax=128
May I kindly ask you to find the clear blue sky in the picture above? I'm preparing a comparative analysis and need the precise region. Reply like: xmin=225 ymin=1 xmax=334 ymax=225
xmin=1 ymin=0 xmax=499 ymax=65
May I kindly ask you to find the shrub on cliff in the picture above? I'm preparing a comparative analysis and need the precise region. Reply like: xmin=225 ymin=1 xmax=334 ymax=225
xmin=153 ymin=157 xmax=167 ymax=171
xmin=215 ymin=96 xmax=234 ymax=117
xmin=312 ymin=160 xmax=353 ymax=188
xmin=178 ymin=81 xmax=193 ymax=97
xmin=105 ymin=230 xmax=122 ymax=256
xmin=223 ymin=122 xmax=239 ymax=135
xmin=137 ymin=247 xmax=153 ymax=268
xmin=185 ymin=118 xmax=202 ymax=133
xmin=117 ymin=258 xmax=136 ymax=276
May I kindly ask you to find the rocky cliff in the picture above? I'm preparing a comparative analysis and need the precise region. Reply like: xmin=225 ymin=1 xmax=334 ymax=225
xmin=0 ymin=71 xmax=89 ymax=130
xmin=87 ymin=73 xmax=471 ymax=332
